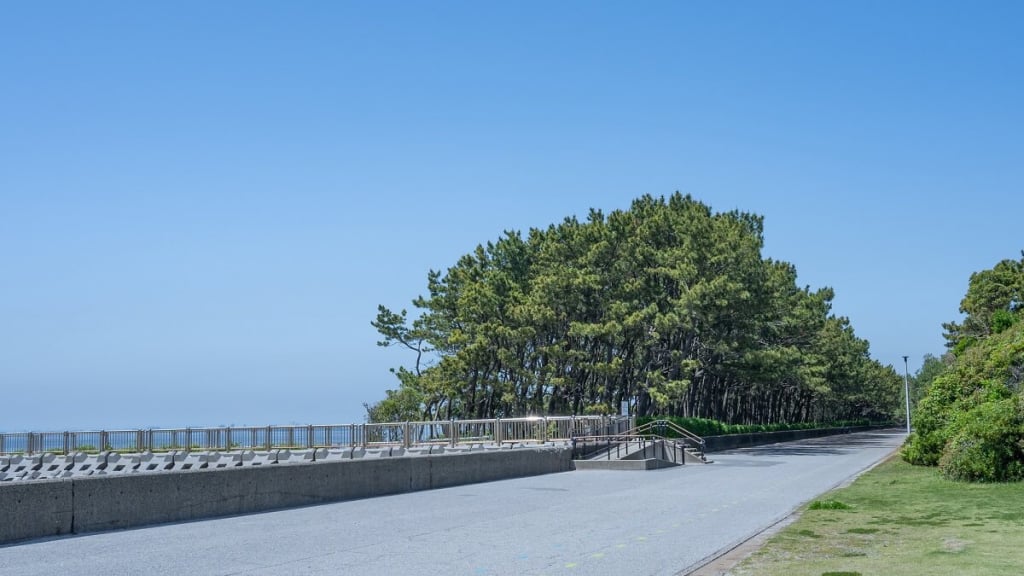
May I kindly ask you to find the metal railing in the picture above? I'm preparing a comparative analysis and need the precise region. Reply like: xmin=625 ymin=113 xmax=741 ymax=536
xmin=0 ymin=415 xmax=634 ymax=456
xmin=630 ymin=419 xmax=706 ymax=459
xmin=570 ymin=419 xmax=706 ymax=463
xmin=570 ymin=434 xmax=687 ymax=464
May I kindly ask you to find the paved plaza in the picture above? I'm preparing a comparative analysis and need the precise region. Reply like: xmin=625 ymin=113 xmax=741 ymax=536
xmin=0 ymin=430 xmax=905 ymax=576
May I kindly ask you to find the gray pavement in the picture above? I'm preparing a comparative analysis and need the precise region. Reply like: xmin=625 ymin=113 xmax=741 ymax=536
xmin=0 ymin=429 xmax=905 ymax=576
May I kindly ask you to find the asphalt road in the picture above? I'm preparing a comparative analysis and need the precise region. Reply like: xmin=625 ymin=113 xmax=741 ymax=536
xmin=0 ymin=429 xmax=905 ymax=576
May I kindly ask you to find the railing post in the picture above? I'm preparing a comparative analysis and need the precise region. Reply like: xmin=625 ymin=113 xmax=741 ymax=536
xmin=495 ymin=418 xmax=503 ymax=445
xmin=63 ymin=431 xmax=70 ymax=455
xmin=360 ymin=424 xmax=367 ymax=448
xmin=403 ymin=421 xmax=411 ymax=448
xmin=449 ymin=419 xmax=457 ymax=447
xmin=307 ymin=425 xmax=314 ymax=449
xmin=540 ymin=417 xmax=548 ymax=443
xmin=265 ymin=426 xmax=272 ymax=451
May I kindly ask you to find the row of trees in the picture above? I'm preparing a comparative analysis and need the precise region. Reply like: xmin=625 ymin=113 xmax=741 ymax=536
xmin=368 ymin=193 xmax=902 ymax=425
xmin=904 ymin=252 xmax=1024 ymax=482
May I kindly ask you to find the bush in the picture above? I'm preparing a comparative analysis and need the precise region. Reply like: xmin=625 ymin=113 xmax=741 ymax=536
xmin=902 ymin=391 xmax=954 ymax=466
xmin=637 ymin=416 xmax=874 ymax=438
xmin=938 ymin=396 xmax=1024 ymax=482
xmin=903 ymin=325 xmax=1024 ymax=468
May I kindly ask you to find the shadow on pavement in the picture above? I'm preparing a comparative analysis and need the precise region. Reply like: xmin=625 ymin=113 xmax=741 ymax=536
xmin=717 ymin=430 xmax=905 ymax=458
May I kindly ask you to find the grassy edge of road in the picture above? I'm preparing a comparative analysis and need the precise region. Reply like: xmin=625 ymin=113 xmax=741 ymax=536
xmin=727 ymin=455 xmax=1024 ymax=576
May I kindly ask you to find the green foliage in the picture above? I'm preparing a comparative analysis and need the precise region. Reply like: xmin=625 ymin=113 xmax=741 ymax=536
xmin=943 ymin=252 xmax=1024 ymax=352
xmin=371 ymin=193 xmax=901 ymax=425
xmin=911 ymin=353 xmax=949 ymax=408
xmin=808 ymin=499 xmax=853 ymax=510
xmin=991 ymin=309 xmax=1017 ymax=334
xmin=636 ymin=415 xmax=873 ymax=437
xmin=904 ymin=317 xmax=1024 ymax=472
xmin=939 ymin=396 xmax=1024 ymax=482
xmin=363 ymin=381 xmax=425 ymax=423
xmin=904 ymin=253 xmax=1024 ymax=481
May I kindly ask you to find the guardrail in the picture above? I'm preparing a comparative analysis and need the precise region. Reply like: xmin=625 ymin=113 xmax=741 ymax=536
xmin=0 ymin=415 xmax=634 ymax=455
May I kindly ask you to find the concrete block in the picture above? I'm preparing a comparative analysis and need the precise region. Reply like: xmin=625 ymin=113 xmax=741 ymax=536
xmin=320 ymin=448 xmax=349 ymax=461
xmin=249 ymin=451 xmax=274 ymax=466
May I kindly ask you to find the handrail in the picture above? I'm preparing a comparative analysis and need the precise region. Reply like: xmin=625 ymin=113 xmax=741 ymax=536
xmin=570 ymin=432 xmax=704 ymax=463
xmin=590 ymin=418 xmax=707 ymax=462
xmin=629 ymin=419 xmax=705 ymax=447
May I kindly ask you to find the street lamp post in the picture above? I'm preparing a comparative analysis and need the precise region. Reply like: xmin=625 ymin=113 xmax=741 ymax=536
xmin=902 ymin=355 xmax=911 ymax=434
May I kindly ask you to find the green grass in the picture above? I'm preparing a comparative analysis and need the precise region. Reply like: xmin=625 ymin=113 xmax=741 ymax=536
xmin=731 ymin=457 xmax=1024 ymax=576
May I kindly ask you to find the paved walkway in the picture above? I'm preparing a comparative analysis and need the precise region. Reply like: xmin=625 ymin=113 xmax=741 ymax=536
xmin=0 ymin=430 xmax=905 ymax=576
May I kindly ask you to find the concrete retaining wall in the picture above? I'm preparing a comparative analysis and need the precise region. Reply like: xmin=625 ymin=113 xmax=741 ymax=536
xmin=0 ymin=479 xmax=73 ymax=544
xmin=0 ymin=446 xmax=573 ymax=545
xmin=703 ymin=425 xmax=878 ymax=452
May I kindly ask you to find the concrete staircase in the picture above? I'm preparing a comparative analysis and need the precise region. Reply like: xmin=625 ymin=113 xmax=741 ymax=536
xmin=571 ymin=420 xmax=709 ymax=470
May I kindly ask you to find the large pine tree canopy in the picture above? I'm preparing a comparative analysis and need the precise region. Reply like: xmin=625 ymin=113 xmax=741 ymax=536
xmin=369 ymin=193 xmax=903 ymax=424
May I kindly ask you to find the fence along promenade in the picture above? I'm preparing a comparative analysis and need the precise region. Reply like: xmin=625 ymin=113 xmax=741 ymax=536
xmin=0 ymin=415 xmax=633 ymax=456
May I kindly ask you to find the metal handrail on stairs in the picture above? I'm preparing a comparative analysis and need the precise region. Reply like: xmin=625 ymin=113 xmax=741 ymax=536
xmin=570 ymin=432 xmax=702 ymax=465
xmin=627 ymin=420 xmax=706 ymax=460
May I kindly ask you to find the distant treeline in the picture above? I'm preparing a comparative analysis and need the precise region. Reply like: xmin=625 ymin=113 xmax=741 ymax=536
xmin=369 ymin=193 xmax=902 ymax=425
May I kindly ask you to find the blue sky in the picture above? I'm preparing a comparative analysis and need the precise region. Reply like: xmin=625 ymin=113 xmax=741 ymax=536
xmin=2 ymin=2 xmax=1021 ymax=431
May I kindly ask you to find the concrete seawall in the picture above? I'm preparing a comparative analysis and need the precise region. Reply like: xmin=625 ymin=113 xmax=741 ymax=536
xmin=0 ymin=446 xmax=573 ymax=545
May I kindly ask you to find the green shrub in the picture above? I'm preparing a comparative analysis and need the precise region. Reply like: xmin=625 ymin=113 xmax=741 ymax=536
xmin=939 ymin=396 xmax=1024 ymax=482
xmin=637 ymin=416 xmax=874 ymax=438
xmin=903 ymin=325 xmax=1024 ymax=468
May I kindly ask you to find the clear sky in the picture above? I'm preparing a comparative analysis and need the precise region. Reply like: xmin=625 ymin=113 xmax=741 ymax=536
xmin=2 ymin=2 xmax=1021 ymax=431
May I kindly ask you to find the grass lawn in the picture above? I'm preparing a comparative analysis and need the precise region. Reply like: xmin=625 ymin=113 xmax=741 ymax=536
xmin=731 ymin=456 xmax=1024 ymax=576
